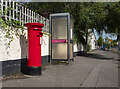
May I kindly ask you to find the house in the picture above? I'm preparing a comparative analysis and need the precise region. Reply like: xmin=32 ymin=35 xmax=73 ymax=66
xmin=74 ymin=29 xmax=97 ymax=53
xmin=87 ymin=29 xmax=97 ymax=51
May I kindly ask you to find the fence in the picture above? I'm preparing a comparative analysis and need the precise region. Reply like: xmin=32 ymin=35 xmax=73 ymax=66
xmin=0 ymin=0 xmax=49 ymax=32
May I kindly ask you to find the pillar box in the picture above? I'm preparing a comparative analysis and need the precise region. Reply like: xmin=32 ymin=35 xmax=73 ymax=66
xmin=25 ymin=23 xmax=44 ymax=75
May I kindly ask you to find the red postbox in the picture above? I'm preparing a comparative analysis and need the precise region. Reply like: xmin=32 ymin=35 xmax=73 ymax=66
xmin=25 ymin=23 xmax=44 ymax=75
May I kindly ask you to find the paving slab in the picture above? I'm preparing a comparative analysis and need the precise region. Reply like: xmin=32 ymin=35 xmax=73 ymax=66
xmin=2 ymin=50 xmax=119 ymax=87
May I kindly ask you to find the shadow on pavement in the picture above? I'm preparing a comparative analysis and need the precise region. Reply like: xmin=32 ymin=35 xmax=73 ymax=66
xmin=77 ymin=51 xmax=113 ymax=60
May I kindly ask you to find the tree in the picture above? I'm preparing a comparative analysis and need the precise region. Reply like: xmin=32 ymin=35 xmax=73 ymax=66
xmin=105 ymin=37 xmax=109 ymax=44
xmin=67 ymin=3 xmax=107 ymax=53
xmin=27 ymin=2 xmax=95 ymax=52
xmin=104 ymin=37 xmax=110 ymax=50
xmin=26 ymin=2 xmax=119 ymax=53
xmin=97 ymin=36 xmax=104 ymax=48
xmin=104 ymin=2 xmax=120 ymax=34
xmin=111 ymin=40 xmax=118 ymax=47
xmin=103 ymin=2 xmax=120 ymax=54
xmin=27 ymin=2 xmax=66 ymax=18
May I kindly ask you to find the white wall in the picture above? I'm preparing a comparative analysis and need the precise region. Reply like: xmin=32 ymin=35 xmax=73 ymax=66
xmin=0 ymin=30 xmax=9 ymax=61
xmin=88 ymin=30 xmax=97 ymax=51
xmin=0 ymin=26 xmax=97 ymax=62
xmin=0 ymin=27 xmax=49 ymax=61
xmin=74 ymin=29 xmax=97 ymax=52
xmin=0 ymin=26 xmax=83 ymax=62
xmin=41 ymin=34 xmax=49 ymax=56
xmin=74 ymin=43 xmax=84 ymax=52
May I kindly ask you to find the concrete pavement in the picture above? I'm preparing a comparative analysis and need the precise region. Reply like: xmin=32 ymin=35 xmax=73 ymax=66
xmin=2 ymin=50 xmax=119 ymax=87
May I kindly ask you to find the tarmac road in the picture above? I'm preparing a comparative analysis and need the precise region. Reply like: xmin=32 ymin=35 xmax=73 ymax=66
xmin=2 ymin=50 xmax=119 ymax=87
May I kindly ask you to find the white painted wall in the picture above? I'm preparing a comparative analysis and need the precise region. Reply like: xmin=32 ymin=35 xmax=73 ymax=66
xmin=0 ymin=27 xmax=49 ymax=61
xmin=74 ymin=29 xmax=97 ymax=52
xmin=41 ymin=34 xmax=49 ymax=56
xmin=88 ymin=31 xmax=97 ymax=50
xmin=0 ymin=28 xmax=27 ymax=61
xmin=74 ymin=44 xmax=78 ymax=52
xmin=0 ymin=30 xmax=9 ymax=61
xmin=0 ymin=26 xmax=97 ymax=62
xmin=73 ymin=43 xmax=84 ymax=52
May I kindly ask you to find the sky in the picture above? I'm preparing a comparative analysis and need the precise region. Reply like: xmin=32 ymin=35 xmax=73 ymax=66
xmin=94 ymin=29 xmax=117 ymax=41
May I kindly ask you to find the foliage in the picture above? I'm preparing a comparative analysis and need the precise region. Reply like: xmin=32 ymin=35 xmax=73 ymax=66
xmin=27 ymin=2 xmax=66 ymax=18
xmin=112 ymin=42 xmax=118 ymax=47
xmin=104 ymin=37 xmax=111 ymax=50
xmin=104 ymin=2 xmax=120 ymax=34
xmin=27 ymin=2 xmax=120 ymax=52
xmin=97 ymin=36 xmax=104 ymax=47
xmin=105 ymin=36 xmax=109 ymax=43
xmin=111 ymin=40 xmax=118 ymax=47
xmin=41 ymin=31 xmax=50 ymax=36
xmin=87 ymin=44 xmax=91 ymax=52
xmin=0 ymin=6 xmax=25 ymax=46
xmin=23 ymin=2 xmax=120 ymax=33
xmin=106 ymin=43 xmax=110 ymax=50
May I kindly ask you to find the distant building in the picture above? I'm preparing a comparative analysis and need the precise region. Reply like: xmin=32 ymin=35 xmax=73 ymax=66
xmin=87 ymin=29 xmax=97 ymax=51
xmin=74 ymin=29 xmax=97 ymax=52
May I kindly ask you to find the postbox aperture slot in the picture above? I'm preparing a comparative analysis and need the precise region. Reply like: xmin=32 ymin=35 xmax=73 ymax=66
xmin=37 ymin=32 xmax=43 ymax=37
xmin=39 ymin=32 xmax=43 ymax=35
xmin=33 ymin=28 xmax=42 ymax=31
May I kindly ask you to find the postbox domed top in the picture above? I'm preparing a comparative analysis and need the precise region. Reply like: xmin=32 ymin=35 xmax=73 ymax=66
xmin=25 ymin=23 xmax=44 ymax=30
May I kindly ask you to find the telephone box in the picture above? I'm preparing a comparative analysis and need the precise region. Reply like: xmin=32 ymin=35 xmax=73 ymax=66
xmin=50 ymin=13 xmax=74 ymax=64
xmin=25 ymin=23 xmax=44 ymax=75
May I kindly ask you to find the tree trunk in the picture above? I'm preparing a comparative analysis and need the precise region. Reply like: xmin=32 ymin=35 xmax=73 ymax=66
xmin=84 ymin=29 xmax=88 ymax=54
